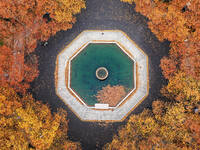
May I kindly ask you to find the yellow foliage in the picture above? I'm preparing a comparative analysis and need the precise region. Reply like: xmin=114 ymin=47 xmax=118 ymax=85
xmin=15 ymin=100 xmax=61 ymax=149
xmin=163 ymin=103 xmax=186 ymax=126
xmin=152 ymin=100 xmax=165 ymax=120
xmin=0 ymin=128 xmax=29 ymax=150
xmin=160 ymin=102 xmax=191 ymax=144
xmin=162 ymin=72 xmax=200 ymax=104
xmin=0 ymin=87 xmax=21 ymax=116
xmin=0 ymin=87 xmax=81 ymax=150
xmin=128 ymin=109 xmax=159 ymax=136
xmin=121 ymin=0 xmax=134 ymax=4
xmin=109 ymin=0 xmax=200 ymax=149
xmin=53 ymin=0 xmax=86 ymax=23
xmin=105 ymin=101 xmax=196 ymax=149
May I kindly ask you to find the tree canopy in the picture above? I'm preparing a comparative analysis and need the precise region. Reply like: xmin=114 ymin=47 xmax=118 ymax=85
xmin=0 ymin=0 xmax=85 ymax=149
xmin=105 ymin=0 xmax=200 ymax=149
xmin=0 ymin=87 xmax=81 ymax=149
xmin=0 ymin=0 xmax=85 ymax=93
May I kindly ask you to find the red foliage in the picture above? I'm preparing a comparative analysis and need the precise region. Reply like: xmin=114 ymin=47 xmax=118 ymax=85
xmin=0 ymin=0 xmax=85 ymax=93
xmin=125 ymin=0 xmax=200 ymax=80
xmin=160 ymin=56 xmax=178 ymax=79
xmin=185 ymin=118 xmax=200 ymax=144
xmin=0 ymin=45 xmax=38 ymax=93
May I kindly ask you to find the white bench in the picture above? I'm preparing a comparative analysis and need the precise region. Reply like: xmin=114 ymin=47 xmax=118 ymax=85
xmin=95 ymin=103 xmax=109 ymax=109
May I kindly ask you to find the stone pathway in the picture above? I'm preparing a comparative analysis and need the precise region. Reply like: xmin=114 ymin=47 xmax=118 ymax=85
xmin=56 ymin=30 xmax=148 ymax=121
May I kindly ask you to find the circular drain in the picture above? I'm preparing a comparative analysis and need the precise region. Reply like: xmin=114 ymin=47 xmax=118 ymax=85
xmin=96 ymin=67 xmax=109 ymax=80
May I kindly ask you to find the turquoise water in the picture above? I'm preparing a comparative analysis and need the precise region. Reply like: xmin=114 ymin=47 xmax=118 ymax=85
xmin=70 ymin=43 xmax=134 ymax=106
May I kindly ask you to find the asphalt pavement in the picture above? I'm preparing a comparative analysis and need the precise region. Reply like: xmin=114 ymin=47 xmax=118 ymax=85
xmin=30 ymin=0 xmax=170 ymax=149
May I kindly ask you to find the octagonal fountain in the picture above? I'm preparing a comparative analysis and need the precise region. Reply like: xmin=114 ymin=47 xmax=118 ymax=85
xmin=55 ymin=30 xmax=148 ymax=121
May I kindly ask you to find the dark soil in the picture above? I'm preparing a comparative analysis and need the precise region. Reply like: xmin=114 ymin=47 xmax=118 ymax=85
xmin=30 ymin=0 xmax=170 ymax=149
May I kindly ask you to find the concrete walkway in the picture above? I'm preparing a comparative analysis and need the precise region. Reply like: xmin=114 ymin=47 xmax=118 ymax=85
xmin=56 ymin=30 xmax=148 ymax=121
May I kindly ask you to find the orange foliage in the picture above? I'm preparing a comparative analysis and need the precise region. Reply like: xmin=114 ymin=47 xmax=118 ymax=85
xmin=0 ymin=87 xmax=81 ymax=149
xmin=186 ymin=116 xmax=200 ymax=145
xmin=106 ymin=1 xmax=200 ymax=149
xmin=0 ymin=1 xmax=84 ymax=149
xmin=152 ymin=100 xmax=165 ymax=120
xmin=0 ymin=87 xmax=21 ymax=116
xmin=63 ymin=141 xmax=82 ymax=150
xmin=161 ymin=71 xmax=200 ymax=105
xmin=170 ymin=41 xmax=200 ymax=80
xmin=0 ymin=0 xmax=85 ymax=93
xmin=122 ymin=0 xmax=200 ymax=80
xmin=123 ymin=0 xmax=197 ymax=42
xmin=160 ymin=56 xmax=178 ymax=79
xmin=104 ymin=101 xmax=200 ymax=149
xmin=0 ymin=0 xmax=86 ymax=47
xmin=0 ymin=46 xmax=14 ymax=86
xmin=96 ymin=85 xmax=126 ymax=107
xmin=0 ymin=45 xmax=38 ymax=93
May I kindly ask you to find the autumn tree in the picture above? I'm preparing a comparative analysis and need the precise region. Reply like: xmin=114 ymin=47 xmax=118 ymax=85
xmin=161 ymin=71 xmax=200 ymax=105
xmin=106 ymin=1 xmax=200 ymax=149
xmin=104 ymin=100 xmax=200 ymax=149
xmin=185 ymin=114 xmax=200 ymax=145
xmin=0 ymin=45 xmax=38 ymax=93
xmin=0 ymin=0 xmax=85 ymax=93
xmin=0 ymin=0 xmax=86 ymax=49
xmin=122 ymin=0 xmax=198 ymax=42
xmin=0 ymin=86 xmax=81 ymax=150
xmin=160 ymin=56 xmax=178 ymax=79
xmin=122 ymin=0 xmax=200 ymax=80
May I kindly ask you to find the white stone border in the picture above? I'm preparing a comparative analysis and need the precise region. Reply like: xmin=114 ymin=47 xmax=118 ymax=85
xmin=68 ymin=41 xmax=137 ymax=109
xmin=56 ymin=30 xmax=149 ymax=121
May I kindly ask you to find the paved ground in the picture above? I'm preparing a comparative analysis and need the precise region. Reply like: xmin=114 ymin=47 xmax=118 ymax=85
xmin=56 ymin=30 xmax=148 ymax=121
xmin=30 ymin=0 xmax=170 ymax=149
